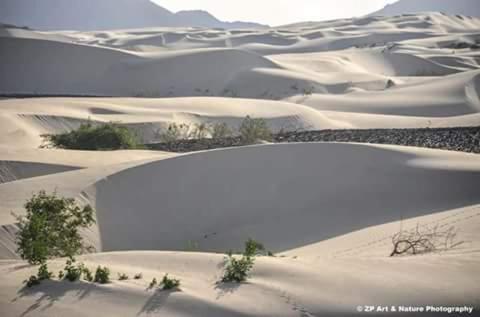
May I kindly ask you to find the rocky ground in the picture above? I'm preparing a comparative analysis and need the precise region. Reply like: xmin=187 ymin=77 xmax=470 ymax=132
xmin=146 ymin=127 xmax=480 ymax=153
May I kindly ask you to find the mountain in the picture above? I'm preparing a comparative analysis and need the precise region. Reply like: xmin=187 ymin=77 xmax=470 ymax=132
xmin=0 ymin=0 xmax=267 ymax=30
xmin=370 ymin=0 xmax=480 ymax=17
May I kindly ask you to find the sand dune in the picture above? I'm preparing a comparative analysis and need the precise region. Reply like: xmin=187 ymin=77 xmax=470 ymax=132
xmin=84 ymin=143 xmax=480 ymax=253
xmin=1 ymin=143 xmax=479 ymax=252
xmin=294 ymin=70 xmax=480 ymax=117
xmin=1 ymin=11 xmax=480 ymax=317
xmin=1 ymin=144 xmax=479 ymax=316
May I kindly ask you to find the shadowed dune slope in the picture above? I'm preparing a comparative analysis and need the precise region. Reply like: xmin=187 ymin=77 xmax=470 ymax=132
xmin=88 ymin=143 xmax=480 ymax=253
xmin=0 ymin=37 xmax=278 ymax=96
xmin=0 ymin=161 xmax=80 ymax=184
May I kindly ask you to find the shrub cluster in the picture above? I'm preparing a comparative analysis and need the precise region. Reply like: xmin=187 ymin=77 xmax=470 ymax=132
xmin=161 ymin=274 xmax=181 ymax=290
xmin=42 ymin=122 xmax=139 ymax=150
xmin=221 ymin=238 xmax=265 ymax=283
xmin=156 ymin=116 xmax=270 ymax=145
xmin=17 ymin=191 xmax=270 ymax=291
xmin=94 ymin=266 xmax=111 ymax=284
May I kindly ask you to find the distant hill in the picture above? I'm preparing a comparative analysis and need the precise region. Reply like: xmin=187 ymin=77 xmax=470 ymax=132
xmin=0 ymin=0 xmax=267 ymax=31
xmin=370 ymin=0 xmax=480 ymax=17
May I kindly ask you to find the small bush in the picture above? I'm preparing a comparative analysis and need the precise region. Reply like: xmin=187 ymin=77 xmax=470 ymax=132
xmin=134 ymin=273 xmax=143 ymax=280
xmin=42 ymin=122 xmax=139 ymax=150
xmin=210 ymin=123 xmax=233 ymax=139
xmin=390 ymin=224 xmax=461 ymax=257
xmin=25 ymin=275 xmax=41 ymax=288
xmin=244 ymin=238 xmax=265 ymax=257
xmin=58 ymin=270 xmax=64 ymax=279
xmin=64 ymin=259 xmax=84 ymax=282
xmin=161 ymin=274 xmax=181 ymax=290
xmin=118 ymin=273 xmax=129 ymax=281
xmin=94 ymin=266 xmax=110 ymax=284
xmin=239 ymin=116 xmax=272 ymax=144
xmin=158 ymin=123 xmax=190 ymax=143
xmin=37 ymin=263 xmax=53 ymax=280
xmin=221 ymin=239 xmax=266 ymax=283
xmin=148 ymin=278 xmax=158 ymax=289
xmin=83 ymin=267 xmax=93 ymax=282
xmin=221 ymin=255 xmax=254 ymax=283
xmin=189 ymin=123 xmax=210 ymax=139
xmin=25 ymin=263 xmax=53 ymax=288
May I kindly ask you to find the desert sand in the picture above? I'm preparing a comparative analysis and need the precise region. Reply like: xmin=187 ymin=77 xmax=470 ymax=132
xmin=1 ymin=11 xmax=480 ymax=317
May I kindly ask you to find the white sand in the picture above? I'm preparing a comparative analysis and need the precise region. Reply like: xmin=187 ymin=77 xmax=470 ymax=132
xmin=1 ymin=11 xmax=480 ymax=317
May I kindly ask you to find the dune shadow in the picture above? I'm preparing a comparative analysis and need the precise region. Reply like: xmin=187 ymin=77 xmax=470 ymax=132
xmin=138 ymin=289 xmax=177 ymax=316
xmin=214 ymin=281 xmax=242 ymax=300
xmin=12 ymin=280 xmax=96 ymax=317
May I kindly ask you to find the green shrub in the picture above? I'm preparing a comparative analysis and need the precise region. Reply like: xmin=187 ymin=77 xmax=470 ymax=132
xmin=25 ymin=275 xmax=41 ymax=288
xmin=15 ymin=191 xmax=95 ymax=265
xmin=161 ymin=274 xmax=181 ymax=290
xmin=239 ymin=116 xmax=272 ymax=144
xmin=94 ymin=266 xmax=110 ymax=284
xmin=244 ymin=238 xmax=265 ymax=257
xmin=64 ymin=259 xmax=84 ymax=282
xmin=210 ymin=123 xmax=233 ymax=139
xmin=221 ymin=239 xmax=266 ymax=283
xmin=134 ymin=273 xmax=143 ymax=280
xmin=37 ymin=263 xmax=53 ymax=280
xmin=118 ymin=273 xmax=129 ymax=281
xmin=15 ymin=191 xmax=95 ymax=287
xmin=221 ymin=255 xmax=254 ymax=283
xmin=42 ymin=122 xmax=139 ymax=150
xmin=58 ymin=270 xmax=64 ymax=279
xmin=83 ymin=267 xmax=93 ymax=282
xmin=23 ymin=263 xmax=52 ymax=288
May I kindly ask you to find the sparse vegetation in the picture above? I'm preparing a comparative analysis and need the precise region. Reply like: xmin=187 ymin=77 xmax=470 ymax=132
xmin=118 ymin=273 xmax=129 ymax=281
xmin=239 ymin=116 xmax=272 ymax=144
xmin=161 ymin=274 xmax=181 ymax=290
xmin=189 ymin=123 xmax=210 ymax=139
xmin=134 ymin=273 xmax=143 ymax=280
xmin=244 ymin=238 xmax=265 ymax=257
xmin=24 ymin=263 xmax=53 ymax=288
xmin=63 ymin=259 xmax=84 ymax=282
xmin=210 ymin=122 xmax=233 ymax=139
xmin=148 ymin=277 xmax=158 ymax=289
xmin=390 ymin=224 xmax=462 ymax=257
xmin=222 ymin=253 xmax=255 ymax=283
xmin=15 ymin=191 xmax=95 ymax=287
xmin=94 ymin=266 xmax=110 ymax=284
xmin=37 ymin=263 xmax=53 ymax=280
xmin=25 ymin=275 xmax=41 ymax=288
xmin=83 ymin=267 xmax=94 ymax=282
xmin=42 ymin=122 xmax=140 ymax=150
xmin=158 ymin=123 xmax=190 ymax=143
xmin=221 ymin=239 xmax=265 ymax=283
xmin=302 ymin=86 xmax=314 ymax=96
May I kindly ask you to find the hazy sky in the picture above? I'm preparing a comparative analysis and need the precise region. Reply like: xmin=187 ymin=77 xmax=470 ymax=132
xmin=153 ymin=0 xmax=399 ymax=26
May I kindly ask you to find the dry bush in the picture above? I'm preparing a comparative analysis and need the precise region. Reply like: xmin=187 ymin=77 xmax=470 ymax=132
xmin=390 ymin=224 xmax=462 ymax=257
xmin=157 ymin=123 xmax=190 ymax=143
xmin=189 ymin=123 xmax=210 ymax=139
